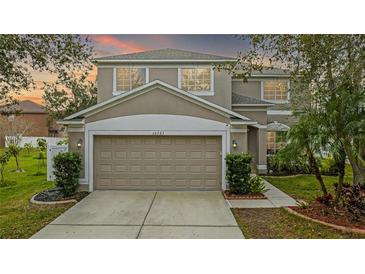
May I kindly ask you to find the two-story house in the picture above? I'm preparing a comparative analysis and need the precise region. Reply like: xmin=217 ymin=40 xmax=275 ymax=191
xmin=60 ymin=48 xmax=292 ymax=192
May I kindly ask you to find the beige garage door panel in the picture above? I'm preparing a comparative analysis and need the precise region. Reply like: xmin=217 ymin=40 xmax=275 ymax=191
xmin=94 ymin=135 xmax=221 ymax=190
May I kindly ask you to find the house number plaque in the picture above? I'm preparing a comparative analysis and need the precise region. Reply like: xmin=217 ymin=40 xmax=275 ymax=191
xmin=152 ymin=131 xmax=165 ymax=135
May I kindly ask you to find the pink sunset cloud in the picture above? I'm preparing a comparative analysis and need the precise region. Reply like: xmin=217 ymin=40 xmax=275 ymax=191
xmin=92 ymin=35 xmax=148 ymax=55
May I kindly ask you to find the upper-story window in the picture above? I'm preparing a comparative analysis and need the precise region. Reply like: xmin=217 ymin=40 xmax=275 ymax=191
xmin=179 ymin=67 xmax=214 ymax=95
xmin=115 ymin=68 xmax=146 ymax=92
xmin=262 ymin=80 xmax=288 ymax=102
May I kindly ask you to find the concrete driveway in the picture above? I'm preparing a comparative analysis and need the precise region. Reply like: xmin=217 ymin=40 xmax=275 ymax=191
xmin=31 ymin=191 xmax=243 ymax=239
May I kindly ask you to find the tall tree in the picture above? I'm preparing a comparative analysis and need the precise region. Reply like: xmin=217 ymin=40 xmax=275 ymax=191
xmin=43 ymin=69 xmax=97 ymax=120
xmin=0 ymin=35 xmax=92 ymax=107
xmin=225 ymin=35 xmax=365 ymax=185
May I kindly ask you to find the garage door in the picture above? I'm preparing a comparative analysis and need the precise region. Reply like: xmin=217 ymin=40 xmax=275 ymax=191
xmin=94 ymin=135 xmax=222 ymax=190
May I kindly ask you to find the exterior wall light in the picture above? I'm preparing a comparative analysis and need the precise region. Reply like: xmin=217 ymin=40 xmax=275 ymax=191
xmin=232 ymin=140 xmax=238 ymax=149
xmin=77 ymin=139 xmax=83 ymax=149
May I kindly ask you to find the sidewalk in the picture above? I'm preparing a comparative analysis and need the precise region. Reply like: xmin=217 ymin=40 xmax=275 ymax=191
xmin=226 ymin=180 xmax=297 ymax=208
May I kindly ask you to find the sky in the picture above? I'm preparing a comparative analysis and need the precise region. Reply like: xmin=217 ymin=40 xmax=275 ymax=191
xmin=20 ymin=34 xmax=250 ymax=104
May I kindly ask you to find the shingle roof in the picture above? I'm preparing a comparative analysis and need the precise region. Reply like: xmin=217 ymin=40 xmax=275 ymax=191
xmin=0 ymin=100 xmax=46 ymax=114
xmin=232 ymin=93 xmax=273 ymax=105
xmin=233 ymin=68 xmax=289 ymax=78
xmin=252 ymin=68 xmax=289 ymax=76
xmin=94 ymin=48 xmax=235 ymax=62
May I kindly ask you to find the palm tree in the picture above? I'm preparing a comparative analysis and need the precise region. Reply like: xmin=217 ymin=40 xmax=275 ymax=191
xmin=283 ymin=115 xmax=328 ymax=196
xmin=317 ymin=85 xmax=365 ymax=187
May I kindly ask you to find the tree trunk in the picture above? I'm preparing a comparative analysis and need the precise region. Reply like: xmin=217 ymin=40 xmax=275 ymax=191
xmin=306 ymin=148 xmax=328 ymax=196
xmin=15 ymin=156 xmax=20 ymax=170
xmin=344 ymin=144 xmax=365 ymax=186
xmin=335 ymin=148 xmax=346 ymax=205
xmin=353 ymin=167 xmax=365 ymax=186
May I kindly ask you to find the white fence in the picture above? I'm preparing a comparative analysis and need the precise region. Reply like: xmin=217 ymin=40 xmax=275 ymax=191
xmin=47 ymin=145 xmax=68 ymax=181
xmin=5 ymin=136 xmax=65 ymax=148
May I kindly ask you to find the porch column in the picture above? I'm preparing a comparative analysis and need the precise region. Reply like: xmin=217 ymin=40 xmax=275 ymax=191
xmin=256 ymin=127 xmax=267 ymax=174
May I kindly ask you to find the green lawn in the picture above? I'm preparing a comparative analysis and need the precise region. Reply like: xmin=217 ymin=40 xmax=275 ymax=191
xmin=232 ymin=165 xmax=365 ymax=238
xmin=233 ymin=208 xmax=365 ymax=239
xmin=0 ymin=148 xmax=72 ymax=239
xmin=264 ymin=165 xmax=353 ymax=202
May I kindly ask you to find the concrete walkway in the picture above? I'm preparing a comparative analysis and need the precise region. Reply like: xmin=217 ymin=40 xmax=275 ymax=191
xmin=226 ymin=180 xmax=297 ymax=208
xmin=31 ymin=191 xmax=243 ymax=239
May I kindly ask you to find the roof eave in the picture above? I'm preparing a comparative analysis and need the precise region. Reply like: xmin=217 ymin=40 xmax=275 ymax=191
xmin=249 ymin=74 xmax=290 ymax=78
xmin=57 ymin=119 xmax=85 ymax=125
xmin=94 ymin=59 xmax=236 ymax=63
xmin=230 ymin=120 xmax=258 ymax=125
xmin=232 ymin=103 xmax=274 ymax=107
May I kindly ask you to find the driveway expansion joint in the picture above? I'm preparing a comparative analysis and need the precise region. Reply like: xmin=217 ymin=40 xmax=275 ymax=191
xmin=136 ymin=191 xmax=157 ymax=238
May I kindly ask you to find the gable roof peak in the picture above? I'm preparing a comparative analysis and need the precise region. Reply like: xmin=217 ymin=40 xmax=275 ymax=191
xmin=62 ymin=80 xmax=255 ymax=124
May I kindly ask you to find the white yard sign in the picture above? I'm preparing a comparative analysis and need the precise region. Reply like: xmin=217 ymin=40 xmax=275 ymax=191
xmin=47 ymin=145 xmax=68 ymax=181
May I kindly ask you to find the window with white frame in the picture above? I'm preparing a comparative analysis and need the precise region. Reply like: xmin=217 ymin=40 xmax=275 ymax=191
xmin=263 ymin=80 xmax=288 ymax=101
xmin=115 ymin=68 xmax=146 ymax=92
xmin=181 ymin=67 xmax=212 ymax=92
xmin=267 ymin=131 xmax=287 ymax=154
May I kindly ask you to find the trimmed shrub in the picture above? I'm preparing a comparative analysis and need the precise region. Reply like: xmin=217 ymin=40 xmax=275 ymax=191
xmin=23 ymin=142 xmax=33 ymax=156
xmin=53 ymin=152 xmax=81 ymax=196
xmin=248 ymin=176 xmax=267 ymax=194
xmin=267 ymin=152 xmax=310 ymax=175
xmin=226 ymin=153 xmax=252 ymax=194
xmin=320 ymin=157 xmax=339 ymax=176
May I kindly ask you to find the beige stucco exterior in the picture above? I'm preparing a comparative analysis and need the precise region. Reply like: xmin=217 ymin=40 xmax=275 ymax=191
xmin=232 ymin=80 xmax=261 ymax=99
xmin=149 ymin=68 xmax=178 ymax=86
xmin=230 ymin=125 xmax=248 ymax=153
xmin=233 ymin=108 xmax=268 ymax=125
xmin=247 ymin=126 xmax=267 ymax=174
xmin=96 ymin=67 xmax=113 ymax=103
xmin=68 ymin=131 xmax=85 ymax=178
xmin=95 ymin=65 xmax=232 ymax=110
xmin=204 ymin=69 xmax=232 ymax=110
xmin=86 ymin=87 xmax=230 ymax=124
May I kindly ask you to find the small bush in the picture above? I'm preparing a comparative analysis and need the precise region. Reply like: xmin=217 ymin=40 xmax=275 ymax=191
xmin=340 ymin=184 xmax=365 ymax=220
xmin=316 ymin=194 xmax=333 ymax=206
xmin=320 ymin=157 xmax=339 ymax=176
xmin=226 ymin=153 xmax=252 ymax=194
xmin=267 ymin=152 xmax=310 ymax=175
xmin=53 ymin=152 xmax=82 ymax=197
xmin=247 ymin=176 xmax=267 ymax=194
xmin=36 ymin=138 xmax=47 ymax=151
xmin=23 ymin=142 xmax=33 ymax=156
xmin=297 ymin=200 xmax=309 ymax=209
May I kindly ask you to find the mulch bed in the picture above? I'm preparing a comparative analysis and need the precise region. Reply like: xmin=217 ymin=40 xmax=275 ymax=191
xmin=33 ymin=188 xmax=89 ymax=203
xmin=223 ymin=190 xmax=266 ymax=200
xmin=290 ymin=201 xmax=365 ymax=230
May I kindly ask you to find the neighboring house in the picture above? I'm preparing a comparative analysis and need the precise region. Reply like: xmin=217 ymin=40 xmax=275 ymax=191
xmin=60 ymin=48 xmax=293 ymax=192
xmin=0 ymin=100 xmax=62 ymax=146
